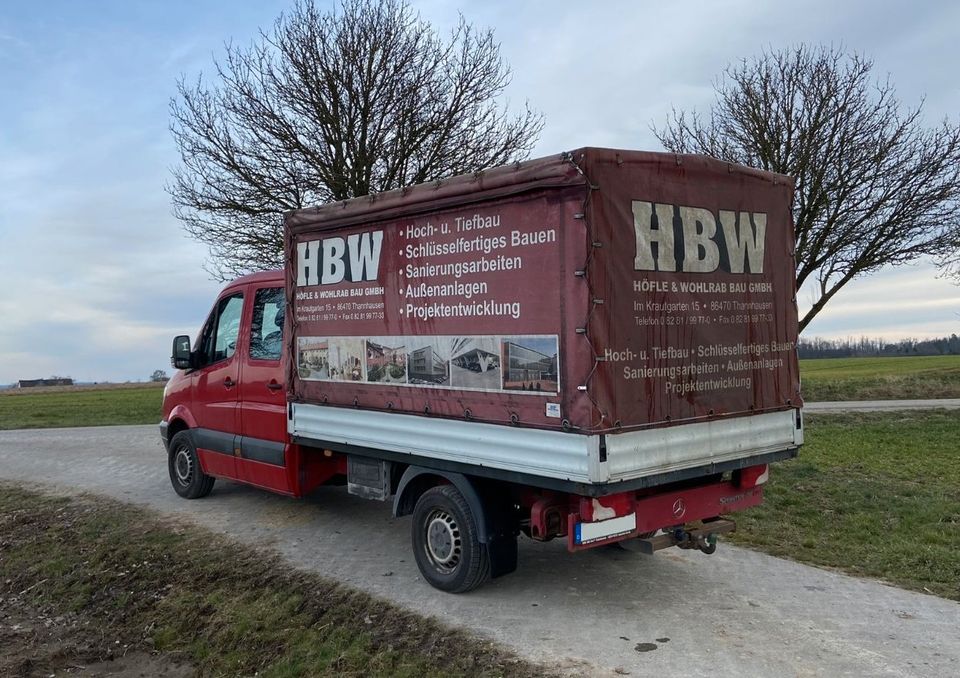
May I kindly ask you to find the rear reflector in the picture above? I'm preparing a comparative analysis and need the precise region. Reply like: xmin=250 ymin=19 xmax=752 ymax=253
xmin=737 ymin=464 xmax=769 ymax=488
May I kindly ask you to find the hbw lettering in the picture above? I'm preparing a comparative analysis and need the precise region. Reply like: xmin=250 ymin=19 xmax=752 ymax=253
xmin=296 ymin=231 xmax=384 ymax=286
xmin=632 ymin=201 xmax=767 ymax=274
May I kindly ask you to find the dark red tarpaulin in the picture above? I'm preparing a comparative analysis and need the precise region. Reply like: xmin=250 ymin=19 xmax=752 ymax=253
xmin=285 ymin=148 xmax=800 ymax=434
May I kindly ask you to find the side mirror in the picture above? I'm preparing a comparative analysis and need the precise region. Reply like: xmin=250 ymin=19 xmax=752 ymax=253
xmin=171 ymin=335 xmax=194 ymax=370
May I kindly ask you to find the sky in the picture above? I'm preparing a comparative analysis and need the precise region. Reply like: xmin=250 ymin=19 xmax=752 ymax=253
xmin=0 ymin=0 xmax=958 ymax=383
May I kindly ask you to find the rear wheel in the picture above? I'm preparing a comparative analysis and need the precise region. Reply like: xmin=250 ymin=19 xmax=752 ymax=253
xmin=411 ymin=485 xmax=490 ymax=593
xmin=168 ymin=431 xmax=215 ymax=499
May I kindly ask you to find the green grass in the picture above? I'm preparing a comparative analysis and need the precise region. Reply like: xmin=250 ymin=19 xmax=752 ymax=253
xmin=729 ymin=410 xmax=960 ymax=600
xmin=2 ymin=354 xmax=957 ymax=432
xmin=0 ymin=485 xmax=540 ymax=677
xmin=0 ymin=384 xmax=163 ymax=430
xmin=800 ymin=355 xmax=960 ymax=401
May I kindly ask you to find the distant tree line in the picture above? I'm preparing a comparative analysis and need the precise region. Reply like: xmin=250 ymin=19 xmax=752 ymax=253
xmin=798 ymin=335 xmax=960 ymax=359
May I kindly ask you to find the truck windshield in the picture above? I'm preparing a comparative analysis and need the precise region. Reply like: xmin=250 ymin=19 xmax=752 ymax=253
xmin=197 ymin=293 xmax=244 ymax=366
xmin=214 ymin=295 xmax=244 ymax=362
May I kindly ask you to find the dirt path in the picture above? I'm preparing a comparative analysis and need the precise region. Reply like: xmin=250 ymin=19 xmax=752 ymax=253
xmin=1 ymin=425 xmax=958 ymax=677
xmin=804 ymin=398 xmax=960 ymax=412
xmin=0 ymin=601 xmax=192 ymax=677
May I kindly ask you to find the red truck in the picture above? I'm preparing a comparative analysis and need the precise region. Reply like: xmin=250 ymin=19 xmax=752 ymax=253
xmin=161 ymin=148 xmax=803 ymax=592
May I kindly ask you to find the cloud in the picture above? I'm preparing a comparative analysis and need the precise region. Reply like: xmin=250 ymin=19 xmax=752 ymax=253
xmin=800 ymin=262 xmax=960 ymax=339
xmin=0 ymin=27 xmax=221 ymax=382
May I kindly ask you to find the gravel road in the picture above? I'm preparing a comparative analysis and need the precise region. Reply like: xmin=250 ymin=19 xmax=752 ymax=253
xmin=804 ymin=399 xmax=960 ymax=412
xmin=1 ymin=425 xmax=957 ymax=677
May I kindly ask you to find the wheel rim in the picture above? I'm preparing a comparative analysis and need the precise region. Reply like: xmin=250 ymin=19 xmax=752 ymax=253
xmin=424 ymin=509 xmax=462 ymax=574
xmin=173 ymin=446 xmax=193 ymax=486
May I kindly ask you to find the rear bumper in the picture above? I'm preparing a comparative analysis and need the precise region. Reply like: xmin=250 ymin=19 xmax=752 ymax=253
xmin=567 ymin=473 xmax=766 ymax=551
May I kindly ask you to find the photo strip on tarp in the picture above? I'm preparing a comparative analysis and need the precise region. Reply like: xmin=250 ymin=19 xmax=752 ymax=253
xmin=298 ymin=334 xmax=559 ymax=395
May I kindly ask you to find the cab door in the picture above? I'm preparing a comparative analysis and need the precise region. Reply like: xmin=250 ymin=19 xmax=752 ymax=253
xmin=191 ymin=289 xmax=245 ymax=479
xmin=236 ymin=284 xmax=294 ymax=493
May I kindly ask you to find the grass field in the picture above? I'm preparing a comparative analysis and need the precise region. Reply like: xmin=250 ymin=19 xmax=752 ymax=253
xmin=0 ymin=355 xmax=956 ymax=432
xmin=799 ymin=355 xmax=960 ymax=401
xmin=0 ymin=485 xmax=539 ymax=677
xmin=0 ymin=383 xmax=163 ymax=430
xmin=729 ymin=409 xmax=960 ymax=601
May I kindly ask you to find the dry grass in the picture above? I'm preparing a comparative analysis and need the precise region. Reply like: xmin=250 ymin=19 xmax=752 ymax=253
xmin=0 ymin=485 xmax=545 ymax=677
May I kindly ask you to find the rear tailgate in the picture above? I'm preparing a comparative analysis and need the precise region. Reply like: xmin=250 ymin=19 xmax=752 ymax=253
xmin=579 ymin=149 xmax=801 ymax=436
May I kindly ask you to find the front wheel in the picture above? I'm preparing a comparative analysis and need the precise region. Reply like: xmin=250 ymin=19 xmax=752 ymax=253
xmin=168 ymin=431 xmax=215 ymax=499
xmin=411 ymin=485 xmax=490 ymax=593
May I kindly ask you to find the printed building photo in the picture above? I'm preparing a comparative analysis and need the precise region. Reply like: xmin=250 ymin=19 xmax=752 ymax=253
xmin=327 ymin=338 xmax=365 ymax=381
xmin=450 ymin=337 xmax=501 ymax=390
xmin=501 ymin=336 xmax=559 ymax=393
xmin=407 ymin=338 xmax=451 ymax=386
xmin=366 ymin=338 xmax=407 ymax=384
xmin=297 ymin=338 xmax=329 ymax=380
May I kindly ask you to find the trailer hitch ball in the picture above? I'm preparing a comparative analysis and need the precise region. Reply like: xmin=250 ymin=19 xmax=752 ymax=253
xmin=700 ymin=533 xmax=718 ymax=555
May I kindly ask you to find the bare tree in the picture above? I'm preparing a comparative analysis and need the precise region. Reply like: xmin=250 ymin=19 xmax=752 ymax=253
xmin=654 ymin=45 xmax=960 ymax=331
xmin=169 ymin=0 xmax=543 ymax=279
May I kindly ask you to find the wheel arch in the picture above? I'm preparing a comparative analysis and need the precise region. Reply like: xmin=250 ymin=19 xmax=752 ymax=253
xmin=163 ymin=404 xmax=198 ymax=451
xmin=167 ymin=417 xmax=190 ymax=441
xmin=393 ymin=466 xmax=491 ymax=543
xmin=165 ymin=404 xmax=197 ymax=433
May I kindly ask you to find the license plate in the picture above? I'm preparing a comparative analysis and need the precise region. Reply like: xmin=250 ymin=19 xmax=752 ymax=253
xmin=574 ymin=513 xmax=637 ymax=545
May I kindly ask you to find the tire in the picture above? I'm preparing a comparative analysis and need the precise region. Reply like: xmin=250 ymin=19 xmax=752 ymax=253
xmin=411 ymin=485 xmax=490 ymax=593
xmin=168 ymin=431 xmax=215 ymax=499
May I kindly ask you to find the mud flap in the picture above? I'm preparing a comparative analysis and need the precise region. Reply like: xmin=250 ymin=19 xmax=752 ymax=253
xmin=487 ymin=533 xmax=518 ymax=579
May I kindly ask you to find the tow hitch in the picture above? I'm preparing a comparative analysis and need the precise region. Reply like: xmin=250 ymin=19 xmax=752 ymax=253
xmin=634 ymin=519 xmax=735 ymax=555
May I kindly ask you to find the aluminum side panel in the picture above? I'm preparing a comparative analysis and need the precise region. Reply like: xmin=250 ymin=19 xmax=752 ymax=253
xmin=604 ymin=409 xmax=801 ymax=482
xmin=291 ymin=403 xmax=598 ymax=482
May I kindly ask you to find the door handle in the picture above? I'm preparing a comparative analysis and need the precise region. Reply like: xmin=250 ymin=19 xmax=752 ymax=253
xmin=267 ymin=381 xmax=283 ymax=391
xmin=223 ymin=377 xmax=236 ymax=388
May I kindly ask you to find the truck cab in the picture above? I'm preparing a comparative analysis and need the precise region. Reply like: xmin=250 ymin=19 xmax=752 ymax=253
xmin=161 ymin=270 xmax=345 ymax=499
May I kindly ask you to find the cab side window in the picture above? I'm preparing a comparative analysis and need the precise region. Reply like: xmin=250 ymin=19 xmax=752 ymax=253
xmin=250 ymin=287 xmax=285 ymax=361
xmin=196 ymin=293 xmax=244 ymax=367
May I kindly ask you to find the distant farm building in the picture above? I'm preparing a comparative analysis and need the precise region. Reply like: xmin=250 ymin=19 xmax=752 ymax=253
xmin=17 ymin=378 xmax=74 ymax=388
